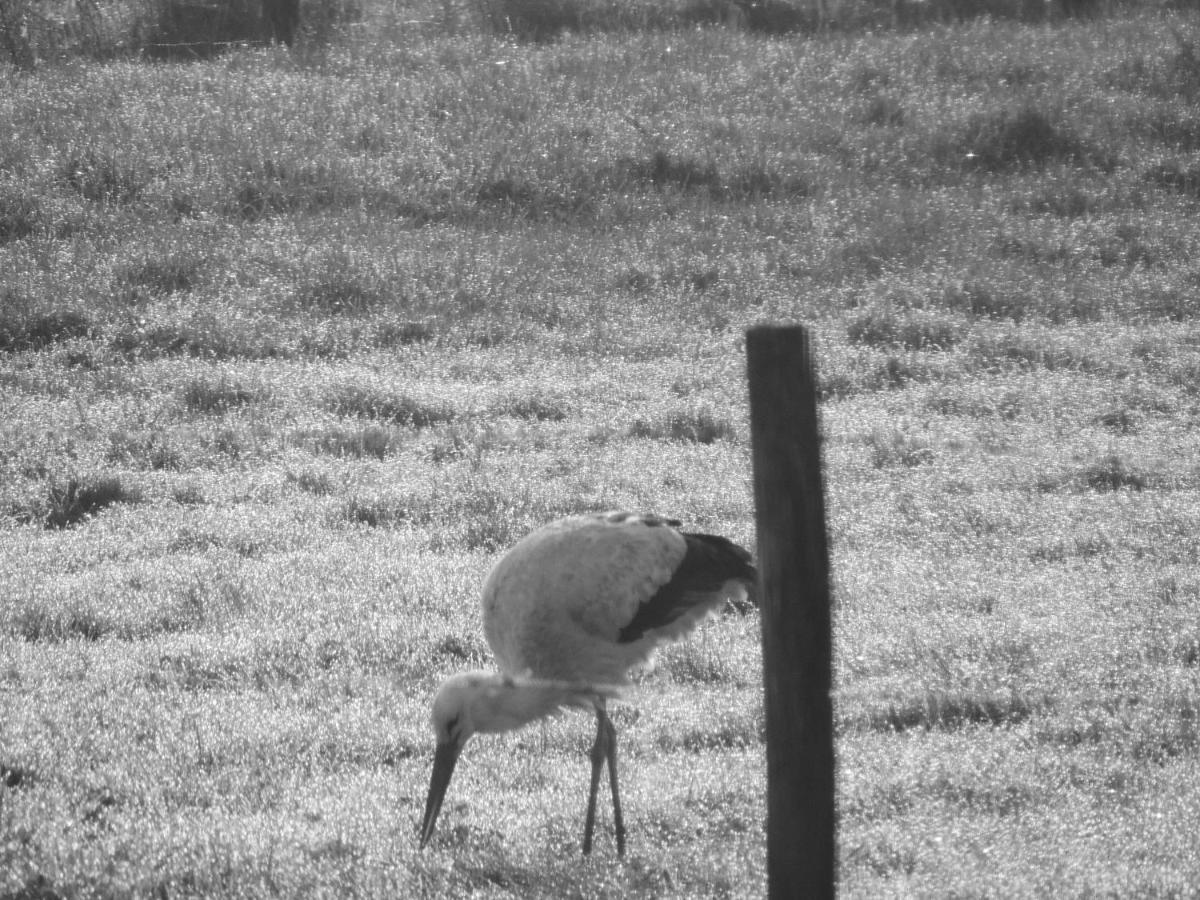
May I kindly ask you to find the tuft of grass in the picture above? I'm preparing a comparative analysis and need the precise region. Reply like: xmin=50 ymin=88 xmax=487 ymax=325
xmin=924 ymin=382 xmax=1027 ymax=419
xmin=1129 ymin=286 xmax=1193 ymax=322
xmin=868 ymin=428 xmax=936 ymax=468
xmin=943 ymin=105 xmax=1109 ymax=172
xmin=180 ymin=375 xmax=258 ymax=414
xmin=0 ymin=762 xmax=34 ymax=789
xmin=375 ymin=319 xmax=436 ymax=348
xmin=1036 ymin=454 xmax=1151 ymax=493
xmin=302 ymin=424 xmax=398 ymax=459
xmin=655 ymin=708 xmax=764 ymax=754
xmin=0 ymin=306 xmax=92 ymax=352
xmin=1079 ymin=454 xmax=1150 ymax=491
xmin=493 ymin=393 xmax=569 ymax=422
xmin=861 ymin=94 xmax=906 ymax=127
xmin=422 ymin=420 xmax=554 ymax=464
xmin=474 ymin=176 xmax=588 ymax=221
xmin=106 ymin=427 xmax=189 ymax=470
xmin=57 ymin=149 xmax=148 ymax=204
xmin=433 ymin=487 xmax=594 ymax=553
xmin=108 ymin=314 xmax=274 ymax=361
xmin=661 ymin=641 xmax=744 ymax=686
xmin=1035 ymin=691 xmax=1200 ymax=763
xmin=1141 ymin=107 xmax=1200 ymax=151
xmin=433 ymin=634 xmax=488 ymax=664
xmin=1114 ymin=32 xmax=1200 ymax=99
xmin=619 ymin=151 xmax=811 ymax=201
xmin=287 ymin=468 xmax=336 ymax=495
xmin=12 ymin=601 xmax=109 ymax=642
xmin=294 ymin=255 xmax=396 ymax=316
xmin=229 ymin=158 xmax=389 ymax=221
xmin=32 ymin=475 xmax=143 ymax=529
xmin=969 ymin=328 xmax=1100 ymax=372
xmin=940 ymin=281 xmax=1041 ymax=322
xmin=325 ymin=384 xmax=457 ymax=428
xmin=860 ymin=353 xmax=938 ymax=392
xmin=938 ymin=280 xmax=1105 ymax=324
xmin=21 ymin=572 xmax=253 ymax=642
xmin=1018 ymin=184 xmax=1103 ymax=217
xmin=1028 ymin=529 xmax=1114 ymax=562
xmin=172 ymin=481 xmax=206 ymax=505
xmin=849 ymin=690 xmax=1045 ymax=732
xmin=846 ymin=306 xmax=966 ymax=350
xmin=341 ymin=494 xmax=429 ymax=528
xmin=1036 ymin=458 xmax=1156 ymax=494
xmin=629 ymin=408 xmax=736 ymax=444
xmin=1095 ymin=406 xmax=1139 ymax=434
xmin=104 ymin=308 xmax=378 ymax=360
xmin=1152 ymin=575 xmax=1200 ymax=607
xmin=843 ymin=834 xmax=919 ymax=879
xmin=0 ymin=187 xmax=42 ymax=243
xmin=1143 ymin=160 xmax=1200 ymax=198
xmin=114 ymin=252 xmax=207 ymax=299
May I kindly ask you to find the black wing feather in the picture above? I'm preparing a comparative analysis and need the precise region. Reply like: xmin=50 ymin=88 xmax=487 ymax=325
xmin=618 ymin=532 xmax=757 ymax=644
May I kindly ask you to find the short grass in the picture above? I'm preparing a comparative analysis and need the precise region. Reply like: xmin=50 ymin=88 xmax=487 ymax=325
xmin=2 ymin=1 xmax=1200 ymax=896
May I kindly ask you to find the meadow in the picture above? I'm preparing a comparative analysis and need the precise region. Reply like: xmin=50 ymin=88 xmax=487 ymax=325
xmin=2 ymin=0 xmax=1200 ymax=895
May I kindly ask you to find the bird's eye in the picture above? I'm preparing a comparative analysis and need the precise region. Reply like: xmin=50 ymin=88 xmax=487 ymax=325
xmin=446 ymin=714 xmax=461 ymax=739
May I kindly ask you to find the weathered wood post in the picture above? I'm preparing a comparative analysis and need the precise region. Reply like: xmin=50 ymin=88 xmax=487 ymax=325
xmin=747 ymin=325 xmax=835 ymax=898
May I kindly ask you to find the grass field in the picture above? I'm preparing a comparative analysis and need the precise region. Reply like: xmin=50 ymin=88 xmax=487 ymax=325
xmin=2 ymin=0 xmax=1200 ymax=895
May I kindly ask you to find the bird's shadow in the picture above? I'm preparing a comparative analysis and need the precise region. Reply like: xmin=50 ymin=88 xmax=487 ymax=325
xmin=424 ymin=827 xmax=541 ymax=892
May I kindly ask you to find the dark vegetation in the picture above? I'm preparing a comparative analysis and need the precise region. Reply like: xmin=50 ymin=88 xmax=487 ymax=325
xmin=0 ymin=0 xmax=1186 ymax=65
xmin=26 ymin=475 xmax=144 ymax=529
xmin=0 ymin=306 xmax=92 ymax=352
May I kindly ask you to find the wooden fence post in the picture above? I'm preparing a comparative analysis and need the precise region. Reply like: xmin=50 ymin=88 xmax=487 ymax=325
xmin=747 ymin=325 xmax=835 ymax=898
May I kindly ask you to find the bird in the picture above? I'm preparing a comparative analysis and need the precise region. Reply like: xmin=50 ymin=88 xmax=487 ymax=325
xmin=418 ymin=510 xmax=757 ymax=857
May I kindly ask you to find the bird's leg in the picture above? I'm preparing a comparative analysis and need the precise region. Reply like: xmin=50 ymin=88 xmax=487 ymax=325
xmin=603 ymin=708 xmax=626 ymax=858
xmin=582 ymin=704 xmax=606 ymax=855
xmin=581 ymin=702 xmax=626 ymax=857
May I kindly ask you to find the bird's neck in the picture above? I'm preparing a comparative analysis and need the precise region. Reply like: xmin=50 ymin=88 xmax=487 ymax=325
xmin=469 ymin=676 xmax=593 ymax=735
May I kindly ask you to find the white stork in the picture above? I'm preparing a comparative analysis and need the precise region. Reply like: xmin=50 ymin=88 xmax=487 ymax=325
xmin=418 ymin=510 xmax=757 ymax=856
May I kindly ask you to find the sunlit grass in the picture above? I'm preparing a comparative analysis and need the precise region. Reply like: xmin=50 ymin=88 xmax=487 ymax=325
xmin=2 ymin=1 xmax=1200 ymax=897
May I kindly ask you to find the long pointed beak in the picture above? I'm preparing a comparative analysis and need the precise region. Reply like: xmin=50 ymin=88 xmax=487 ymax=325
xmin=419 ymin=739 xmax=461 ymax=849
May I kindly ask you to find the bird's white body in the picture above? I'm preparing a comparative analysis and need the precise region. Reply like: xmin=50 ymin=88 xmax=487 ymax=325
xmin=419 ymin=511 xmax=756 ymax=855
xmin=483 ymin=512 xmax=726 ymax=686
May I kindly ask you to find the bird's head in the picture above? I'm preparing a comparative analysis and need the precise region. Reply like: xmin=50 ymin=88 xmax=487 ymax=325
xmin=419 ymin=670 xmax=622 ymax=849
xmin=419 ymin=670 xmax=493 ymax=849
xmin=430 ymin=670 xmax=491 ymax=745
